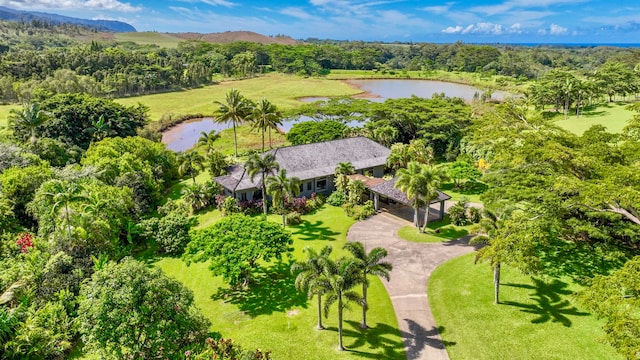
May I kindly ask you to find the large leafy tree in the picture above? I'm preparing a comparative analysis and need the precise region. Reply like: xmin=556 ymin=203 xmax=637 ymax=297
xmin=214 ymin=88 xmax=253 ymax=157
xmin=245 ymin=153 xmax=280 ymax=216
xmin=8 ymin=102 xmax=50 ymax=146
xmin=184 ymin=214 xmax=293 ymax=287
xmin=395 ymin=162 xmax=446 ymax=231
xmin=250 ymin=98 xmax=281 ymax=151
xmin=343 ymin=241 xmax=392 ymax=329
xmin=78 ymin=258 xmax=210 ymax=359
xmin=265 ymin=169 xmax=301 ymax=226
xmin=291 ymin=245 xmax=333 ymax=330
xmin=317 ymin=257 xmax=364 ymax=351
xmin=37 ymin=93 xmax=147 ymax=150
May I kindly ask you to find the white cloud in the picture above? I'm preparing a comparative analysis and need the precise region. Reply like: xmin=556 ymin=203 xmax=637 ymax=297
xmin=441 ymin=22 xmax=505 ymax=35
xmin=549 ymin=23 xmax=568 ymax=34
xmin=421 ymin=2 xmax=454 ymax=15
xmin=0 ymin=0 xmax=142 ymax=12
xmin=471 ymin=0 xmax=588 ymax=16
xmin=280 ymin=7 xmax=314 ymax=20
xmin=178 ymin=0 xmax=236 ymax=8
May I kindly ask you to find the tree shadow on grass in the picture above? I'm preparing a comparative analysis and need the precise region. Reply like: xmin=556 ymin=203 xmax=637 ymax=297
xmin=290 ymin=220 xmax=340 ymax=241
xmin=502 ymin=278 xmax=589 ymax=327
xmin=339 ymin=321 xmax=405 ymax=359
xmin=441 ymin=181 xmax=488 ymax=197
xmin=211 ymin=261 xmax=308 ymax=317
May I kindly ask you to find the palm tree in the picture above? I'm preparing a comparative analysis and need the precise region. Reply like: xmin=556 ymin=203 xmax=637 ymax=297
xmin=394 ymin=161 xmax=427 ymax=229
xmin=470 ymin=207 xmax=514 ymax=304
xmin=343 ymin=241 xmax=392 ymax=329
xmin=197 ymin=130 xmax=220 ymax=154
xmin=373 ymin=125 xmax=398 ymax=147
xmin=417 ymin=165 xmax=447 ymax=233
xmin=395 ymin=162 xmax=446 ymax=233
xmin=334 ymin=161 xmax=355 ymax=197
xmin=213 ymin=89 xmax=253 ymax=157
xmin=182 ymin=183 xmax=207 ymax=214
xmin=317 ymin=257 xmax=364 ymax=351
xmin=41 ymin=180 xmax=86 ymax=242
xmin=250 ymin=99 xmax=281 ymax=152
xmin=206 ymin=149 xmax=228 ymax=177
xmin=291 ymin=246 xmax=333 ymax=330
xmin=265 ymin=169 xmax=301 ymax=226
xmin=177 ymin=151 xmax=205 ymax=184
xmin=8 ymin=102 xmax=49 ymax=145
xmin=245 ymin=153 xmax=280 ymax=216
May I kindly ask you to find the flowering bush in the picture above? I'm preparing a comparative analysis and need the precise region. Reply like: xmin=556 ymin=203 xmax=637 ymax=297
xmin=238 ymin=200 xmax=263 ymax=215
xmin=16 ymin=233 xmax=34 ymax=253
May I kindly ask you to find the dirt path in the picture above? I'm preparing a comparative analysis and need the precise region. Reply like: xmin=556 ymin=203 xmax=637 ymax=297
xmin=347 ymin=211 xmax=477 ymax=360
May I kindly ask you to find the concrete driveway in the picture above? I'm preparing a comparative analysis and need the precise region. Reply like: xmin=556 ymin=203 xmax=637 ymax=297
xmin=347 ymin=209 xmax=478 ymax=360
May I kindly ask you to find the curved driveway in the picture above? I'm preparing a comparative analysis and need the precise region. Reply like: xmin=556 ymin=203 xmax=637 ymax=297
xmin=347 ymin=210 xmax=477 ymax=360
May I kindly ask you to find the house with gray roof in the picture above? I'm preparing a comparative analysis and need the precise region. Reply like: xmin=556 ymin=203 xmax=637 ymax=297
xmin=214 ymin=137 xmax=391 ymax=201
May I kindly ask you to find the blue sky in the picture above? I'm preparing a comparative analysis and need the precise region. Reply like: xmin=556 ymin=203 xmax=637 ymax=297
xmin=1 ymin=0 xmax=639 ymax=43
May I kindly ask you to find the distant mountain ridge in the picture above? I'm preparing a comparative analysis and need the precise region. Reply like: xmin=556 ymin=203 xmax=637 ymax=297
xmin=0 ymin=6 xmax=136 ymax=33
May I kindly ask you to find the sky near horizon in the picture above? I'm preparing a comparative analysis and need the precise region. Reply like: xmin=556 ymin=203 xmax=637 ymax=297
xmin=0 ymin=0 xmax=638 ymax=43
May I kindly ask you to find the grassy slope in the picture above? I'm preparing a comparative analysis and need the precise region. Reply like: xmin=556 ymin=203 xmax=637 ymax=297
xmin=154 ymin=205 xmax=405 ymax=359
xmin=0 ymin=104 xmax=18 ymax=135
xmin=397 ymin=215 xmax=472 ymax=243
xmin=553 ymin=102 xmax=634 ymax=135
xmin=116 ymin=73 xmax=363 ymax=121
xmin=429 ymin=254 xmax=622 ymax=360
xmin=113 ymin=32 xmax=183 ymax=48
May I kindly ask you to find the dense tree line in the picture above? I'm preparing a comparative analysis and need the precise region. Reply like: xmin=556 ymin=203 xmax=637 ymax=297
xmin=1 ymin=21 xmax=640 ymax=102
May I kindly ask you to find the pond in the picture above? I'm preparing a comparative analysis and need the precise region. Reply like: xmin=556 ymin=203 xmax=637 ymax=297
xmin=162 ymin=79 xmax=509 ymax=152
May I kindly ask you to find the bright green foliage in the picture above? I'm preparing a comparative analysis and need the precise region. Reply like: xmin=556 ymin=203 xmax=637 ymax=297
xmin=197 ymin=130 xmax=220 ymax=154
xmin=37 ymin=93 xmax=147 ymax=150
xmin=184 ymin=214 xmax=293 ymax=287
xmin=446 ymin=160 xmax=481 ymax=188
xmin=334 ymin=161 xmax=355 ymax=197
xmin=343 ymin=241 xmax=392 ymax=329
xmin=0 ymin=163 xmax=53 ymax=224
xmin=286 ymin=120 xmax=346 ymax=145
xmin=206 ymin=149 xmax=229 ymax=177
xmin=346 ymin=179 xmax=366 ymax=205
xmin=7 ymin=102 xmax=50 ymax=146
xmin=447 ymin=199 xmax=468 ymax=226
xmin=139 ymin=211 xmax=197 ymax=255
xmin=78 ymin=258 xmax=210 ymax=360
xmin=291 ymin=245 xmax=333 ymax=330
xmin=579 ymin=256 xmax=640 ymax=358
xmin=386 ymin=139 xmax=435 ymax=171
xmin=395 ymin=161 xmax=447 ymax=232
xmin=191 ymin=337 xmax=272 ymax=360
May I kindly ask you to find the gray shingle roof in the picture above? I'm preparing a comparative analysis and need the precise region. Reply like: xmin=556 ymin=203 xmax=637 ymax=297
xmin=215 ymin=137 xmax=390 ymax=192
xmin=369 ymin=177 xmax=451 ymax=206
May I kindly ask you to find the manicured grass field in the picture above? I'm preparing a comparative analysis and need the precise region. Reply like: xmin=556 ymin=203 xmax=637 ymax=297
xmin=553 ymin=102 xmax=634 ymax=135
xmin=116 ymin=73 xmax=362 ymax=121
xmin=429 ymin=253 xmax=622 ymax=360
xmin=154 ymin=205 xmax=405 ymax=359
xmin=397 ymin=216 xmax=472 ymax=243
xmin=441 ymin=181 xmax=487 ymax=204
xmin=113 ymin=31 xmax=183 ymax=48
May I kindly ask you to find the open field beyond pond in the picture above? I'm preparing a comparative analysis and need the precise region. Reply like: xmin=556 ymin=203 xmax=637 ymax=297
xmin=553 ymin=102 xmax=634 ymax=135
xmin=115 ymin=73 xmax=363 ymax=121
xmin=429 ymin=253 xmax=621 ymax=360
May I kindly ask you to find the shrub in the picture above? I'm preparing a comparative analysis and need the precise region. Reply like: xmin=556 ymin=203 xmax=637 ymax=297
xmin=305 ymin=192 xmax=324 ymax=212
xmin=343 ymin=200 xmax=376 ymax=220
xmin=285 ymin=196 xmax=307 ymax=214
xmin=448 ymin=201 xmax=468 ymax=226
xmin=326 ymin=191 xmax=346 ymax=206
xmin=216 ymin=195 xmax=240 ymax=215
xmin=139 ymin=212 xmax=197 ymax=255
xmin=469 ymin=206 xmax=482 ymax=223
xmin=285 ymin=211 xmax=302 ymax=226
xmin=238 ymin=200 xmax=263 ymax=215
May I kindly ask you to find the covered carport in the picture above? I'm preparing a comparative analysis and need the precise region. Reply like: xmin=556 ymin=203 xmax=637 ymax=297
xmin=365 ymin=176 xmax=451 ymax=222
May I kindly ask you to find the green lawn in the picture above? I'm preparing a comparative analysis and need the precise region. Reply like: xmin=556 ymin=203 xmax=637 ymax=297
xmin=440 ymin=182 xmax=487 ymax=204
xmin=429 ymin=253 xmax=622 ymax=360
xmin=553 ymin=102 xmax=634 ymax=135
xmin=116 ymin=73 xmax=362 ymax=121
xmin=397 ymin=216 xmax=472 ymax=243
xmin=113 ymin=32 xmax=184 ymax=48
xmin=154 ymin=205 xmax=405 ymax=359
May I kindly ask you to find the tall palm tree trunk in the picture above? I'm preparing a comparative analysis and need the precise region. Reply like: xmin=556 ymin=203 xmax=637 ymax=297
xmin=281 ymin=198 xmax=286 ymax=226
xmin=494 ymin=262 xmax=501 ymax=304
xmin=421 ymin=204 xmax=431 ymax=233
xmin=261 ymin=127 xmax=265 ymax=153
xmin=413 ymin=206 xmax=420 ymax=229
xmin=65 ymin=203 xmax=72 ymax=242
xmin=269 ymin=128 xmax=272 ymax=148
xmin=337 ymin=296 xmax=344 ymax=351
xmin=233 ymin=122 xmax=238 ymax=157
xmin=261 ymin=182 xmax=268 ymax=216
xmin=316 ymin=295 xmax=324 ymax=330
xmin=361 ymin=283 xmax=368 ymax=329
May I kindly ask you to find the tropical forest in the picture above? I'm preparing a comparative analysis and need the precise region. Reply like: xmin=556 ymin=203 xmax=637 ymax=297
xmin=0 ymin=17 xmax=639 ymax=360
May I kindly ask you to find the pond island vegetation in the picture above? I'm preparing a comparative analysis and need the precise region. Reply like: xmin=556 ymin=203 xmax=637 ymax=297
xmin=0 ymin=20 xmax=640 ymax=360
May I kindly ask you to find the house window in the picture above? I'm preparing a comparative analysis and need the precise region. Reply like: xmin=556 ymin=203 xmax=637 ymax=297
xmin=307 ymin=181 xmax=312 ymax=191
xmin=316 ymin=178 xmax=327 ymax=191
xmin=240 ymin=192 xmax=247 ymax=201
